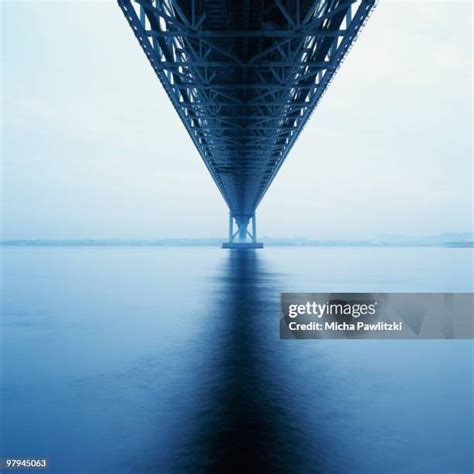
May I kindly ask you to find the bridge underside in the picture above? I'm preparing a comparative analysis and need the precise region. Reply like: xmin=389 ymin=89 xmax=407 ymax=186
xmin=118 ymin=0 xmax=376 ymax=242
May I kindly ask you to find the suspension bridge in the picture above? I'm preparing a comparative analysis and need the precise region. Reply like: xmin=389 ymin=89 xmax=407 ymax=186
xmin=118 ymin=0 xmax=376 ymax=248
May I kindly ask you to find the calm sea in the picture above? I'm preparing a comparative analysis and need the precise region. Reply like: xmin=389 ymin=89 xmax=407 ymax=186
xmin=1 ymin=247 xmax=472 ymax=473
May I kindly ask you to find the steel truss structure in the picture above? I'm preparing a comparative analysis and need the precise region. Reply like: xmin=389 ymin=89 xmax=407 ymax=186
xmin=118 ymin=0 xmax=376 ymax=243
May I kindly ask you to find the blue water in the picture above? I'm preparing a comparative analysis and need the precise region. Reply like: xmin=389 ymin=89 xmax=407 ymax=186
xmin=1 ymin=247 xmax=472 ymax=473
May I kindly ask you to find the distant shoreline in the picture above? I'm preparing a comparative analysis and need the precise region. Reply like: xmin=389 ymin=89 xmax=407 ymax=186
xmin=1 ymin=239 xmax=472 ymax=248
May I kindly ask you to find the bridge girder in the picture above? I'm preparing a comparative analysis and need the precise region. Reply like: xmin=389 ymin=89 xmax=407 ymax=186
xmin=118 ymin=0 xmax=376 ymax=227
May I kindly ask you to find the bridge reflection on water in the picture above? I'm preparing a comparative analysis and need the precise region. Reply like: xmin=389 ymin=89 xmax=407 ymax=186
xmin=174 ymin=250 xmax=324 ymax=473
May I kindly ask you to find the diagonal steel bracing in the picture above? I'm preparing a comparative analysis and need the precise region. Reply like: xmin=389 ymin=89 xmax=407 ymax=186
xmin=118 ymin=0 xmax=376 ymax=235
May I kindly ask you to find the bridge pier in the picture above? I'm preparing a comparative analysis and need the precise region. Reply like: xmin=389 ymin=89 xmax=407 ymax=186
xmin=222 ymin=212 xmax=263 ymax=249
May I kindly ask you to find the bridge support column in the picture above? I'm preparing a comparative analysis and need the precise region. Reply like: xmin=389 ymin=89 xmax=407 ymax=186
xmin=251 ymin=212 xmax=257 ymax=243
xmin=228 ymin=211 xmax=234 ymax=243
xmin=222 ymin=212 xmax=263 ymax=249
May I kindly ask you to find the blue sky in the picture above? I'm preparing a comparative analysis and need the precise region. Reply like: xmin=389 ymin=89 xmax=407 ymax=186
xmin=1 ymin=1 xmax=472 ymax=239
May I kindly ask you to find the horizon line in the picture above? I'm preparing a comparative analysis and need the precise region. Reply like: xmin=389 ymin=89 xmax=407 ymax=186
xmin=1 ymin=236 xmax=473 ymax=249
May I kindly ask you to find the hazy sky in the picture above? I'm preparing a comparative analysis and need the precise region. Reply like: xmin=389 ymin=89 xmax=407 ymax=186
xmin=1 ymin=1 xmax=472 ymax=239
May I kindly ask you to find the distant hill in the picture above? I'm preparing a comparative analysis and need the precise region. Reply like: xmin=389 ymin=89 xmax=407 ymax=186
xmin=1 ymin=234 xmax=473 ymax=248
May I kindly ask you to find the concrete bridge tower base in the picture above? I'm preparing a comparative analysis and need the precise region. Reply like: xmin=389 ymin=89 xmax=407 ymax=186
xmin=222 ymin=212 xmax=264 ymax=249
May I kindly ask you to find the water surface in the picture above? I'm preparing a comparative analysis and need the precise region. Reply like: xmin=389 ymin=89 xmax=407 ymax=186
xmin=1 ymin=247 xmax=472 ymax=473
